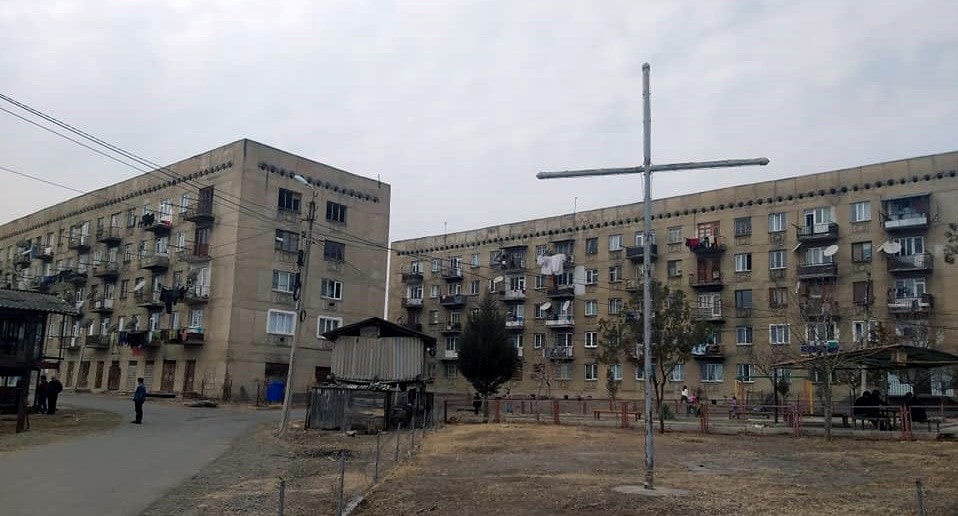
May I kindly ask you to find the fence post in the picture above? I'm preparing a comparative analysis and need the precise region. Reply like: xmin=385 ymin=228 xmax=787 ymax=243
xmin=395 ymin=423 xmax=402 ymax=462
xmin=553 ymin=399 xmax=560 ymax=425
xmin=336 ymin=453 xmax=346 ymax=516
xmin=494 ymin=399 xmax=501 ymax=423
xmin=411 ymin=407 xmax=418 ymax=451
xmin=374 ymin=432 xmax=381 ymax=484
xmin=620 ymin=402 xmax=628 ymax=429
xmin=916 ymin=479 xmax=928 ymax=516
xmin=278 ymin=477 xmax=285 ymax=516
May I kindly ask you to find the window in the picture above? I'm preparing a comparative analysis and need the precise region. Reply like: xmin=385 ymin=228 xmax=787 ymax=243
xmin=321 ymin=279 xmax=343 ymax=300
xmin=326 ymin=201 xmax=347 ymax=223
xmin=533 ymin=333 xmax=545 ymax=349
xmin=697 ymin=221 xmax=719 ymax=240
xmin=431 ymin=258 xmax=442 ymax=272
xmin=667 ymin=226 xmax=682 ymax=244
xmin=634 ymin=231 xmax=655 ymax=246
xmin=734 ymin=290 xmax=752 ymax=309
xmin=768 ymin=250 xmax=787 ymax=269
xmin=277 ymin=188 xmax=301 ymax=212
xmin=189 ymin=309 xmax=203 ymax=328
xmin=850 ymin=201 xmax=871 ymax=223
xmin=180 ymin=193 xmax=190 ymax=214
xmin=444 ymin=363 xmax=458 ymax=378
xmin=803 ymin=207 xmax=833 ymax=227
xmin=324 ymin=241 xmax=345 ymax=261
xmin=608 ymin=266 xmax=621 ymax=283
xmin=609 ymin=364 xmax=622 ymax=381
xmin=734 ymin=253 xmax=752 ymax=272
xmin=769 ymin=324 xmax=790 ymax=345
xmin=555 ymin=333 xmax=574 ymax=347
xmin=608 ymin=234 xmax=623 ymax=252
xmin=773 ymin=367 xmax=791 ymax=384
xmin=554 ymin=363 xmax=572 ymax=380
xmin=700 ymin=363 xmax=723 ymax=382
xmin=267 ymin=310 xmax=296 ymax=335
xmin=851 ymin=242 xmax=872 ymax=263
xmin=584 ymin=300 xmax=598 ymax=316
xmin=585 ymin=364 xmax=598 ymax=381
xmin=734 ymin=217 xmax=752 ymax=236
xmin=585 ymin=331 xmax=598 ymax=348
xmin=804 ymin=247 xmax=833 ymax=265
xmin=585 ymin=238 xmax=598 ymax=255
xmin=429 ymin=285 xmax=440 ymax=298
xmin=769 ymin=287 xmax=788 ymax=308
xmin=470 ymin=280 xmax=481 ymax=295
xmin=736 ymin=363 xmax=754 ymax=382
xmin=317 ymin=316 xmax=342 ymax=337
xmin=535 ymin=274 xmax=546 ymax=289
xmin=669 ymin=364 xmax=685 ymax=382
xmin=534 ymin=304 xmax=548 ymax=319
xmin=447 ymin=283 xmax=462 ymax=295
xmin=119 ymin=280 xmax=129 ymax=299
xmin=852 ymin=320 xmax=875 ymax=344
xmin=736 ymin=326 xmax=753 ymax=345
xmin=407 ymin=285 xmax=423 ymax=300
xmin=852 ymin=281 xmax=873 ymax=305
xmin=585 ymin=268 xmax=599 ymax=284
xmin=667 ymin=260 xmax=682 ymax=278
xmin=428 ymin=310 xmax=440 ymax=325
xmin=768 ymin=212 xmax=786 ymax=233
xmin=126 ymin=208 xmax=137 ymax=228
xmin=275 ymin=230 xmax=299 ymax=253
xmin=635 ymin=363 xmax=646 ymax=380
xmin=536 ymin=244 xmax=548 ymax=257
xmin=410 ymin=260 xmax=423 ymax=273
xmin=470 ymin=253 xmax=480 ymax=267
xmin=609 ymin=298 xmax=623 ymax=315
xmin=272 ymin=270 xmax=296 ymax=293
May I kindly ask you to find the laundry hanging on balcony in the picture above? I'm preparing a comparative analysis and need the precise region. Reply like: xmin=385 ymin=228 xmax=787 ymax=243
xmin=536 ymin=253 xmax=566 ymax=275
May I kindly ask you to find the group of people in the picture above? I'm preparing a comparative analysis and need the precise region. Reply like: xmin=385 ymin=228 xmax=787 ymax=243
xmin=854 ymin=389 xmax=927 ymax=428
xmin=31 ymin=375 xmax=64 ymax=415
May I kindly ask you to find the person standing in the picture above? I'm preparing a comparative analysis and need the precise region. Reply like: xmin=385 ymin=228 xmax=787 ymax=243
xmin=132 ymin=377 xmax=147 ymax=424
xmin=46 ymin=376 xmax=63 ymax=415
xmin=34 ymin=375 xmax=48 ymax=414
xmin=472 ymin=392 xmax=482 ymax=415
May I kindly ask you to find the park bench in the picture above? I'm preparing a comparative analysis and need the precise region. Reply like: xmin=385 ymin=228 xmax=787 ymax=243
xmin=593 ymin=409 xmax=641 ymax=421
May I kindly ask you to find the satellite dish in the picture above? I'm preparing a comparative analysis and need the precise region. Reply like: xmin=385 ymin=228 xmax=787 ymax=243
xmin=133 ymin=281 xmax=146 ymax=292
xmin=561 ymin=300 xmax=571 ymax=312
xmin=493 ymin=276 xmax=504 ymax=283
xmin=883 ymin=241 xmax=901 ymax=254
xmin=823 ymin=245 xmax=839 ymax=257
xmin=540 ymin=302 xmax=552 ymax=311
xmin=876 ymin=242 xmax=887 ymax=253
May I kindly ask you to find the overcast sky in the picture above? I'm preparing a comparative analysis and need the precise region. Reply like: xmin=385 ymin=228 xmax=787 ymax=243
xmin=1 ymin=1 xmax=956 ymax=242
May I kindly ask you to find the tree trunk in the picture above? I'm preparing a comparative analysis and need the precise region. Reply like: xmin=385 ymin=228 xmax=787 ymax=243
xmin=823 ymin=367 xmax=833 ymax=441
xmin=655 ymin=384 xmax=666 ymax=433
xmin=483 ymin=394 xmax=490 ymax=423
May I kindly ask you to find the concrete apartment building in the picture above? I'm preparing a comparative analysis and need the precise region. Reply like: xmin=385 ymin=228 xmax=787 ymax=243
xmin=0 ymin=139 xmax=390 ymax=400
xmin=389 ymin=151 xmax=958 ymax=401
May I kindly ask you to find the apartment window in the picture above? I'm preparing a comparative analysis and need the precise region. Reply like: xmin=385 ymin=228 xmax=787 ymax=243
xmin=428 ymin=310 xmax=440 ymax=325
xmin=768 ymin=212 xmax=786 ymax=233
xmin=669 ymin=364 xmax=685 ymax=382
xmin=267 ymin=310 xmax=296 ymax=335
xmin=429 ymin=285 xmax=440 ymax=298
xmin=534 ymin=274 xmax=546 ymax=289
xmin=734 ymin=290 xmax=752 ymax=309
xmin=431 ymin=258 xmax=442 ymax=272
xmin=804 ymin=247 xmax=833 ymax=265
xmin=179 ymin=193 xmax=190 ymax=213
xmin=555 ymin=363 xmax=572 ymax=381
xmin=534 ymin=304 xmax=548 ymax=319
xmin=277 ymin=188 xmax=301 ymax=213
xmin=609 ymin=266 xmax=621 ymax=283
xmin=635 ymin=363 xmax=646 ymax=380
xmin=734 ymin=217 xmax=752 ymax=236
xmin=609 ymin=234 xmax=623 ymax=252
xmin=317 ymin=316 xmax=343 ymax=337
xmin=852 ymin=320 xmax=873 ymax=345
xmin=585 ymin=331 xmax=598 ymax=348
xmin=768 ymin=250 xmax=787 ymax=270
xmin=894 ymin=236 xmax=925 ymax=256
xmin=667 ymin=260 xmax=682 ymax=278
xmin=470 ymin=280 xmax=481 ymax=295
xmin=769 ymin=287 xmax=788 ymax=308
xmin=736 ymin=364 xmax=754 ymax=383
xmin=126 ymin=208 xmax=137 ymax=228
xmin=852 ymin=242 xmax=872 ymax=263
xmin=585 ymin=363 xmax=598 ymax=381
xmin=444 ymin=363 xmax=458 ymax=379
xmin=447 ymin=283 xmax=462 ymax=296
xmin=119 ymin=280 xmax=129 ymax=299
xmin=584 ymin=300 xmax=598 ymax=317
xmin=736 ymin=326 xmax=753 ymax=345
xmin=609 ymin=364 xmax=623 ymax=381
xmin=410 ymin=260 xmax=423 ymax=273
xmin=536 ymin=244 xmax=548 ymax=257
xmin=272 ymin=270 xmax=296 ymax=293
xmin=470 ymin=253 xmax=480 ymax=267
xmin=734 ymin=253 xmax=752 ymax=272
xmin=324 ymin=241 xmax=345 ymax=261
xmin=533 ymin=333 xmax=545 ymax=349
xmin=701 ymin=363 xmax=723 ymax=382
xmin=852 ymin=281 xmax=873 ymax=305
xmin=609 ymin=298 xmax=623 ymax=315
xmin=769 ymin=324 xmax=790 ymax=345
xmin=773 ymin=367 xmax=791 ymax=384
xmin=585 ymin=238 xmax=598 ymax=255
xmin=275 ymin=230 xmax=299 ymax=253
xmin=321 ymin=279 xmax=343 ymax=300
xmin=326 ymin=201 xmax=347 ymax=223
xmin=850 ymin=201 xmax=871 ymax=223
xmin=634 ymin=231 xmax=655 ymax=246
xmin=555 ymin=333 xmax=574 ymax=347
xmin=657 ymin=227 xmax=679 ymax=246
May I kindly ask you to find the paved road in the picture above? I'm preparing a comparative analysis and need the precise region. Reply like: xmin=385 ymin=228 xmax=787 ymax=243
xmin=1 ymin=393 xmax=285 ymax=516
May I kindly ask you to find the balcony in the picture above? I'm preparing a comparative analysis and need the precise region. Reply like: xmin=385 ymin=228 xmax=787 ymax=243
xmin=694 ymin=306 xmax=724 ymax=322
xmin=500 ymin=289 xmax=526 ymax=302
xmin=13 ymin=253 xmax=30 ymax=268
xmin=142 ymin=213 xmax=173 ymax=233
xmin=796 ymin=223 xmax=839 ymax=243
xmin=546 ymin=285 xmax=576 ymax=298
xmin=494 ymin=256 xmax=527 ymax=272
xmin=401 ymin=271 xmax=424 ymax=283
xmin=625 ymin=244 xmax=658 ymax=263
xmin=505 ymin=317 xmax=525 ymax=330
xmin=797 ymin=262 xmax=838 ymax=280
xmin=689 ymin=240 xmax=727 ymax=255
xmin=68 ymin=235 xmax=91 ymax=252
xmin=181 ymin=329 xmax=205 ymax=346
xmin=402 ymin=297 xmax=424 ymax=309
xmin=624 ymin=279 xmax=640 ymax=292
xmin=886 ymin=253 xmax=933 ymax=274
xmin=182 ymin=202 xmax=215 ymax=224
xmin=134 ymin=289 xmax=164 ymax=310
xmin=85 ymin=334 xmax=111 ymax=349
xmin=36 ymin=246 xmax=54 ymax=261
xmin=90 ymin=298 xmax=114 ymax=314
xmin=141 ymin=252 xmax=170 ymax=271
xmin=63 ymin=270 xmax=88 ymax=286
xmin=439 ymin=294 xmax=467 ymax=307
xmin=442 ymin=349 xmax=459 ymax=361
xmin=690 ymin=343 xmax=724 ymax=359
xmin=689 ymin=272 xmax=724 ymax=291
xmin=887 ymin=294 xmax=934 ymax=316
xmin=883 ymin=207 xmax=929 ymax=232
xmin=440 ymin=323 xmax=463 ymax=335
xmin=441 ymin=268 xmax=464 ymax=282
xmin=96 ymin=227 xmax=122 ymax=246
xmin=178 ymin=245 xmax=211 ymax=264
xmin=800 ymin=299 xmax=840 ymax=319
xmin=182 ymin=285 xmax=210 ymax=305
xmin=92 ymin=262 xmax=120 ymax=281
xmin=545 ymin=347 xmax=574 ymax=360
xmin=800 ymin=340 xmax=840 ymax=356
xmin=544 ymin=315 xmax=574 ymax=328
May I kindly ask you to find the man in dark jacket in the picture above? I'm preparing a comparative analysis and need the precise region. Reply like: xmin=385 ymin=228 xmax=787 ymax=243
xmin=132 ymin=377 xmax=147 ymax=424
xmin=34 ymin=375 xmax=48 ymax=414
xmin=46 ymin=376 xmax=63 ymax=415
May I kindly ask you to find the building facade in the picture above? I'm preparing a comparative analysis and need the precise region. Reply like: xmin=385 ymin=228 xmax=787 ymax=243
xmin=0 ymin=139 xmax=390 ymax=400
xmin=388 ymin=151 xmax=958 ymax=401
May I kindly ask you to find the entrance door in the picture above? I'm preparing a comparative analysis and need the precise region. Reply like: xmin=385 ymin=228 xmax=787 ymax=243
xmin=78 ymin=361 xmax=90 ymax=388
xmin=66 ymin=361 xmax=76 ymax=387
xmin=160 ymin=361 xmax=176 ymax=392
xmin=125 ymin=361 xmax=138 ymax=390
xmin=107 ymin=361 xmax=121 ymax=390
xmin=144 ymin=361 xmax=155 ymax=390
xmin=182 ymin=360 xmax=196 ymax=394
xmin=94 ymin=361 xmax=105 ymax=389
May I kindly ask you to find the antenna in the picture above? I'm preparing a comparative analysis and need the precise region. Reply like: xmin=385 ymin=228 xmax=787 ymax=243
xmin=823 ymin=244 xmax=839 ymax=257
xmin=882 ymin=241 xmax=901 ymax=254
xmin=540 ymin=302 xmax=552 ymax=311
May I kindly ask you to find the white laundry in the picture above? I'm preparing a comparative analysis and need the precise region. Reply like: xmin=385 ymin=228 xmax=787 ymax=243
xmin=536 ymin=254 xmax=551 ymax=275
xmin=536 ymin=253 xmax=567 ymax=275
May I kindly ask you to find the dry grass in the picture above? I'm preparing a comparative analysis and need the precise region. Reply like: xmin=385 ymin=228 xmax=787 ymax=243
xmin=0 ymin=408 xmax=121 ymax=453
xmin=356 ymin=424 xmax=958 ymax=516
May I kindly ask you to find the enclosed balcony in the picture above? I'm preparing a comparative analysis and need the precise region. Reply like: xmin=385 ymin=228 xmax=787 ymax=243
xmin=493 ymin=248 xmax=528 ymax=272
xmin=886 ymin=253 xmax=933 ymax=275
xmin=500 ymin=289 xmax=526 ymax=302
xmin=182 ymin=285 xmax=210 ymax=305
xmin=90 ymin=298 xmax=114 ymax=314
xmin=400 ymin=270 xmax=424 ymax=283
xmin=92 ymin=262 xmax=120 ymax=281
xmin=690 ymin=343 xmax=723 ymax=359
xmin=440 ymin=322 xmax=463 ymax=335
xmin=85 ymin=334 xmax=111 ymax=349
xmin=799 ymin=299 xmax=840 ymax=319
xmin=63 ymin=270 xmax=88 ymax=286
xmin=505 ymin=316 xmax=524 ymax=330
xmin=134 ymin=289 xmax=164 ymax=310
xmin=689 ymin=272 xmax=724 ymax=291
xmin=883 ymin=194 xmax=930 ymax=232
xmin=796 ymin=223 xmax=839 ymax=243
xmin=68 ymin=235 xmax=91 ymax=252
xmin=544 ymin=315 xmax=574 ymax=328
xmin=625 ymin=244 xmax=658 ymax=263
xmin=797 ymin=262 xmax=838 ymax=280
xmin=441 ymin=268 xmax=464 ymax=282
xmin=800 ymin=340 xmax=840 ymax=356
xmin=181 ymin=329 xmax=205 ymax=345
xmin=546 ymin=285 xmax=575 ymax=298
xmin=887 ymin=294 xmax=934 ymax=316
xmin=694 ymin=304 xmax=724 ymax=322
xmin=36 ymin=246 xmax=54 ymax=261
xmin=96 ymin=227 xmax=122 ymax=246
xmin=545 ymin=347 xmax=574 ymax=360
xmin=182 ymin=201 xmax=215 ymax=224
xmin=140 ymin=252 xmax=170 ymax=271
xmin=401 ymin=297 xmax=424 ymax=309
xmin=439 ymin=294 xmax=467 ymax=307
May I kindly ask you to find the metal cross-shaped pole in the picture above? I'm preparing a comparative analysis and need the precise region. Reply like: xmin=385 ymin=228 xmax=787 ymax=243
xmin=537 ymin=62 xmax=769 ymax=489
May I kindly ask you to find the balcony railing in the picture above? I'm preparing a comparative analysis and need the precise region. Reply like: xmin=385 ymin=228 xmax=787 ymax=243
xmin=142 ymin=213 xmax=173 ymax=233
xmin=68 ymin=235 xmax=91 ymax=251
xmin=689 ymin=272 xmax=723 ymax=290
xmin=694 ymin=305 xmax=724 ymax=321
xmin=96 ymin=226 xmax=122 ymax=245
xmin=625 ymin=244 xmax=658 ymax=262
xmin=797 ymin=262 xmax=838 ymax=280
xmin=134 ymin=289 xmax=164 ymax=309
xmin=887 ymin=294 xmax=934 ymax=315
xmin=92 ymin=262 xmax=120 ymax=280
xmin=178 ymin=244 xmax=211 ymax=263
xmin=796 ymin=223 xmax=839 ymax=242
xmin=545 ymin=347 xmax=574 ymax=360
xmin=401 ymin=271 xmax=424 ymax=283
xmin=544 ymin=315 xmax=574 ymax=328
xmin=546 ymin=285 xmax=576 ymax=298
xmin=85 ymin=334 xmax=111 ymax=348
xmin=182 ymin=202 xmax=215 ymax=224
xmin=90 ymin=298 xmax=114 ymax=313
xmin=181 ymin=330 xmax=205 ymax=345
xmin=494 ymin=257 xmax=527 ymax=271
xmin=140 ymin=252 xmax=170 ymax=271
xmin=440 ymin=323 xmax=463 ymax=334
xmin=800 ymin=340 xmax=840 ymax=356
xmin=500 ymin=289 xmax=526 ymax=302
xmin=63 ymin=270 xmax=88 ymax=285
xmin=886 ymin=253 xmax=933 ymax=274
xmin=442 ymin=349 xmax=459 ymax=360
xmin=439 ymin=294 xmax=467 ymax=307
xmin=36 ymin=246 xmax=54 ymax=261
xmin=689 ymin=240 xmax=726 ymax=255
xmin=691 ymin=343 xmax=723 ymax=358
xmin=505 ymin=317 xmax=525 ymax=329
xmin=442 ymin=268 xmax=464 ymax=281
xmin=402 ymin=297 xmax=424 ymax=308
xmin=182 ymin=285 xmax=210 ymax=304
xmin=884 ymin=212 xmax=929 ymax=231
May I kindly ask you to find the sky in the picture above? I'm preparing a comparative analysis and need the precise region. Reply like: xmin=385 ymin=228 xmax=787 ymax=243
xmin=1 ymin=1 xmax=956 ymax=242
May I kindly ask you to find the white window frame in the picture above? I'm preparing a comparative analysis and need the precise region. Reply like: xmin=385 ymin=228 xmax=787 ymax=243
xmin=272 ymin=270 xmax=296 ymax=293
xmin=734 ymin=253 xmax=752 ymax=272
xmin=769 ymin=249 xmax=786 ymax=269
xmin=188 ymin=309 xmax=203 ymax=329
xmin=669 ymin=363 xmax=685 ymax=382
xmin=608 ymin=298 xmax=623 ymax=315
xmin=609 ymin=363 xmax=622 ymax=381
xmin=470 ymin=253 xmax=480 ymax=267
xmin=701 ymin=362 xmax=724 ymax=382
xmin=850 ymin=201 xmax=871 ymax=223
xmin=608 ymin=234 xmax=623 ymax=252
xmin=736 ymin=326 xmax=753 ymax=346
xmin=769 ymin=324 xmax=790 ymax=345
xmin=667 ymin=226 xmax=682 ymax=244
xmin=768 ymin=212 xmax=786 ymax=233
xmin=430 ymin=285 xmax=440 ymax=298
xmin=321 ymin=279 xmax=343 ymax=300
xmin=585 ymin=363 xmax=598 ymax=381
xmin=317 ymin=316 xmax=343 ymax=338
xmin=431 ymin=258 xmax=441 ymax=272
xmin=584 ymin=331 xmax=598 ymax=348
xmin=584 ymin=300 xmax=598 ymax=317
xmin=585 ymin=269 xmax=599 ymax=285
xmin=267 ymin=309 xmax=296 ymax=336
xmin=533 ymin=333 xmax=544 ymax=349
xmin=737 ymin=363 xmax=754 ymax=383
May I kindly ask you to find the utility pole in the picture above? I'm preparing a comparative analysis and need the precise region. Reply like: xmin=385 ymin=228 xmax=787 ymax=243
xmin=537 ymin=63 xmax=768 ymax=489
xmin=279 ymin=175 xmax=317 ymax=434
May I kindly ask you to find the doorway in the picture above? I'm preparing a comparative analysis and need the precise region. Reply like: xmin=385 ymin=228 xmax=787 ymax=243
xmin=182 ymin=360 xmax=196 ymax=394
xmin=160 ymin=360 xmax=176 ymax=392
xmin=94 ymin=361 xmax=105 ymax=389
xmin=107 ymin=361 xmax=121 ymax=390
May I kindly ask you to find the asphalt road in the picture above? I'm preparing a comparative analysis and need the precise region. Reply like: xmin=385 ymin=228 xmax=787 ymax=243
xmin=1 ymin=393 xmax=284 ymax=516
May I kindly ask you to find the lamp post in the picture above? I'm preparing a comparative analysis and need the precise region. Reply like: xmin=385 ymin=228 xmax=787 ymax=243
xmin=279 ymin=174 xmax=317 ymax=434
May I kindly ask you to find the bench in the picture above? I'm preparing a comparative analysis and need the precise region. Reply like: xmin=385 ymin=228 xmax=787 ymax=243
xmin=788 ymin=412 xmax=849 ymax=427
xmin=593 ymin=409 xmax=641 ymax=421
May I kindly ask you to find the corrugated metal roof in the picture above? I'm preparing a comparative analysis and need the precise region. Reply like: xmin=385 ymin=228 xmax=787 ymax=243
xmin=322 ymin=316 xmax=436 ymax=346
xmin=0 ymin=289 xmax=79 ymax=315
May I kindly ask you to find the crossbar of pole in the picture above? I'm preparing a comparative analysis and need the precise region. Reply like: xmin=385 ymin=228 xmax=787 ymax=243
xmin=536 ymin=158 xmax=769 ymax=180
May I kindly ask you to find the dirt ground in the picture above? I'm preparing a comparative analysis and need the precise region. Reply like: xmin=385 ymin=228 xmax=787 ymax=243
xmin=0 ymin=408 xmax=121 ymax=453
xmin=355 ymin=424 xmax=958 ymax=516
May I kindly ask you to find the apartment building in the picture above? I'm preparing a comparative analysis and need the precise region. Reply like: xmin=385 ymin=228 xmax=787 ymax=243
xmin=389 ymin=151 xmax=958 ymax=400
xmin=0 ymin=139 xmax=390 ymax=400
